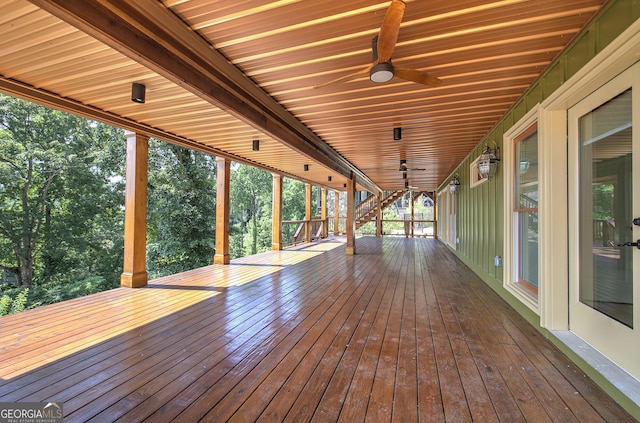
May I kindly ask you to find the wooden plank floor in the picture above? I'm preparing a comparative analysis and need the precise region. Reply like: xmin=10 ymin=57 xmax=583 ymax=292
xmin=0 ymin=237 xmax=635 ymax=422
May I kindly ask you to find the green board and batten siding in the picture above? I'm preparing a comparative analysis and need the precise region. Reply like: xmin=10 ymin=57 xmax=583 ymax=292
xmin=440 ymin=0 xmax=640 ymax=417
xmin=443 ymin=0 xmax=640 ymax=306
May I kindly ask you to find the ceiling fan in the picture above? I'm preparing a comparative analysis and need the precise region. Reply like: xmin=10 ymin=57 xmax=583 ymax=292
xmin=404 ymin=180 xmax=419 ymax=190
xmin=398 ymin=159 xmax=425 ymax=171
xmin=314 ymin=0 xmax=442 ymax=89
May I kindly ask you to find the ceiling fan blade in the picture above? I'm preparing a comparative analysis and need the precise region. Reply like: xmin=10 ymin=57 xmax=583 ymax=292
xmin=313 ymin=64 xmax=374 ymax=89
xmin=377 ymin=0 xmax=405 ymax=63
xmin=394 ymin=66 xmax=442 ymax=87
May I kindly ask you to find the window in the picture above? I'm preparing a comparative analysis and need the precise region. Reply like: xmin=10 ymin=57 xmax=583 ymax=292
xmin=514 ymin=125 xmax=539 ymax=295
xmin=437 ymin=187 xmax=457 ymax=248
xmin=503 ymin=108 xmax=539 ymax=312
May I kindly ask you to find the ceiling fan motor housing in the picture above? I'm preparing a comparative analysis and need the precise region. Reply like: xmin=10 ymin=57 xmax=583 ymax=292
xmin=370 ymin=62 xmax=394 ymax=83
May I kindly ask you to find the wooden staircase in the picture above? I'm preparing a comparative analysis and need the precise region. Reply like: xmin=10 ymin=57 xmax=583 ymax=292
xmin=355 ymin=190 xmax=406 ymax=229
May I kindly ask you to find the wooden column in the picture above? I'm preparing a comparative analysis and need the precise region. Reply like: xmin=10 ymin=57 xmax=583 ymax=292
xmin=305 ymin=183 xmax=312 ymax=243
xmin=121 ymin=131 xmax=149 ymax=288
xmin=321 ymin=188 xmax=327 ymax=238
xmin=346 ymin=176 xmax=356 ymax=255
xmin=272 ymin=173 xmax=283 ymax=250
xmin=410 ymin=191 xmax=415 ymax=238
xmin=376 ymin=192 xmax=383 ymax=237
xmin=214 ymin=157 xmax=230 ymax=264
xmin=433 ymin=192 xmax=438 ymax=239
xmin=333 ymin=191 xmax=340 ymax=235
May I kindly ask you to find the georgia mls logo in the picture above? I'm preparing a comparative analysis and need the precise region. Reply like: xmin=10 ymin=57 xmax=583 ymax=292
xmin=0 ymin=402 xmax=63 ymax=423
xmin=44 ymin=403 xmax=62 ymax=414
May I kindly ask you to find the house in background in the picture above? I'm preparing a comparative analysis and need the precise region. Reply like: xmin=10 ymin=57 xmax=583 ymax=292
xmin=1 ymin=0 xmax=640 ymax=418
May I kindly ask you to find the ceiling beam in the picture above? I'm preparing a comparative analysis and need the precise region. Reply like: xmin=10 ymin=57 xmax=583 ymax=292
xmin=0 ymin=76 xmax=334 ymax=190
xmin=28 ymin=0 xmax=380 ymax=194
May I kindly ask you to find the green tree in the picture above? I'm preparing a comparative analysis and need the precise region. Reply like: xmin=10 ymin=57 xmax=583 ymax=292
xmin=39 ymin=123 xmax=125 ymax=285
xmin=0 ymin=95 xmax=124 ymax=288
xmin=593 ymin=183 xmax=614 ymax=221
xmin=146 ymin=141 xmax=216 ymax=277
xmin=279 ymin=178 xmax=307 ymax=245
xmin=230 ymin=164 xmax=272 ymax=257
xmin=282 ymin=177 xmax=305 ymax=220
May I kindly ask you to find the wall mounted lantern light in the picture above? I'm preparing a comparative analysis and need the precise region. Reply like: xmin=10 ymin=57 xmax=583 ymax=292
xmin=449 ymin=175 xmax=461 ymax=194
xmin=252 ymin=140 xmax=260 ymax=151
xmin=478 ymin=144 xmax=500 ymax=179
xmin=304 ymin=164 xmax=309 ymax=171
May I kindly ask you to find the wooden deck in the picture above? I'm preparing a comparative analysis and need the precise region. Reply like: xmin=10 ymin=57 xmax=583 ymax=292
xmin=0 ymin=237 xmax=635 ymax=422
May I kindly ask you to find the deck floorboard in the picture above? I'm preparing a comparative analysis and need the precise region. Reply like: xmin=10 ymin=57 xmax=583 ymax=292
xmin=0 ymin=237 xmax=635 ymax=422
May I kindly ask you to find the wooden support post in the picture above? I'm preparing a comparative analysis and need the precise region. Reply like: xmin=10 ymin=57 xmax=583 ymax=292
xmin=411 ymin=191 xmax=415 ymax=238
xmin=121 ymin=131 xmax=149 ymax=288
xmin=214 ymin=157 xmax=230 ymax=264
xmin=333 ymin=191 xmax=340 ymax=235
xmin=305 ymin=183 xmax=312 ymax=243
xmin=433 ymin=191 xmax=438 ymax=239
xmin=272 ymin=173 xmax=283 ymax=250
xmin=346 ymin=176 xmax=356 ymax=255
xmin=376 ymin=192 xmax=383 ymax=237
xmin=321 ymin=188 xmax=327 ymax=238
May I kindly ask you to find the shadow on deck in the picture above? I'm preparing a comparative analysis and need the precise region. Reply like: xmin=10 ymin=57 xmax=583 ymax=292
xmin=0 ymin=237 xmax=634 ymax=422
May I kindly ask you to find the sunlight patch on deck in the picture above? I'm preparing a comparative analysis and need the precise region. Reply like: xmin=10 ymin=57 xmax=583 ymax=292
xmin=0 ymin=238 xmax=347 ymax=380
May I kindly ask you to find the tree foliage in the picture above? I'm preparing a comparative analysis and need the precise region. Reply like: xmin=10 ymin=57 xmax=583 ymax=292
xmin=229 ymin=164 xmax=272 ymax=258
xmin=146 ymin=141 xmax=216 ymax=278
xmin=283 ymin=178 xmax=306 ymax=220
xmin=0 ymin=95 xmax=125 ymax=289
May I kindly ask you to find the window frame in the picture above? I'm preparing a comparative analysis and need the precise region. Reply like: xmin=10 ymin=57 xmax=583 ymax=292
xmin=503 ymin=106 xmax=540 ymax=313
xmin=513 ymin=124 xmax=539 ymax=296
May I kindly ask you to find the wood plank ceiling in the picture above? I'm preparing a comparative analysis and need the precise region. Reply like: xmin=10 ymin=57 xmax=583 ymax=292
xmin=0 ymin=0 xmax=606 ymax=192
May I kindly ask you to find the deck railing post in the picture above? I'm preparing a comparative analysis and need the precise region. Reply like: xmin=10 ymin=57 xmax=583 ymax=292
xmin=121 ymin=131 xmax=149 ymax=288
xmin=214 ymin=157 xmax=230 ymax=264
xmin=272 ymin=173 xmax=283 ymax=250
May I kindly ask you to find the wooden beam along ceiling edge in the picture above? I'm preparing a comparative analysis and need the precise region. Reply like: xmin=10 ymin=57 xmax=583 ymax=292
xmin=122 ymin=0 xmax=380 ymax=193
xmin=27 ymin=0 xmax=380 ymax=195
xmin=0 ymin=76 xmax=340 ymax=191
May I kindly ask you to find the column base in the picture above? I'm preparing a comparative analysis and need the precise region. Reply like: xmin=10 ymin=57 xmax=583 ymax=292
xmin=346 ymin=246 xmax=356 ymax=255
xmin=120 ymin=271 xmax=148 ymax=288
xmin=214 ymin=253 xmax=230 ymax=265
xmin=272 ymin=243 xmax=282 ymax=251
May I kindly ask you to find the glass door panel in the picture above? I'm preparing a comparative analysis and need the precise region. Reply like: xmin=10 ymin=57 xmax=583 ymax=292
xmin=515 ymin=129 xmax=539 ymax=292
xmin=569 ymin=63 xmax=640 ymax=380
xmin=579 ymin=89 xmax=633 ymax=328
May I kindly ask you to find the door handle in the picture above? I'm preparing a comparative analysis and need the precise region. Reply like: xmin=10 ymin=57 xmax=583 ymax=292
xmin=618 ymin=240 xmax=640 ymax=249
